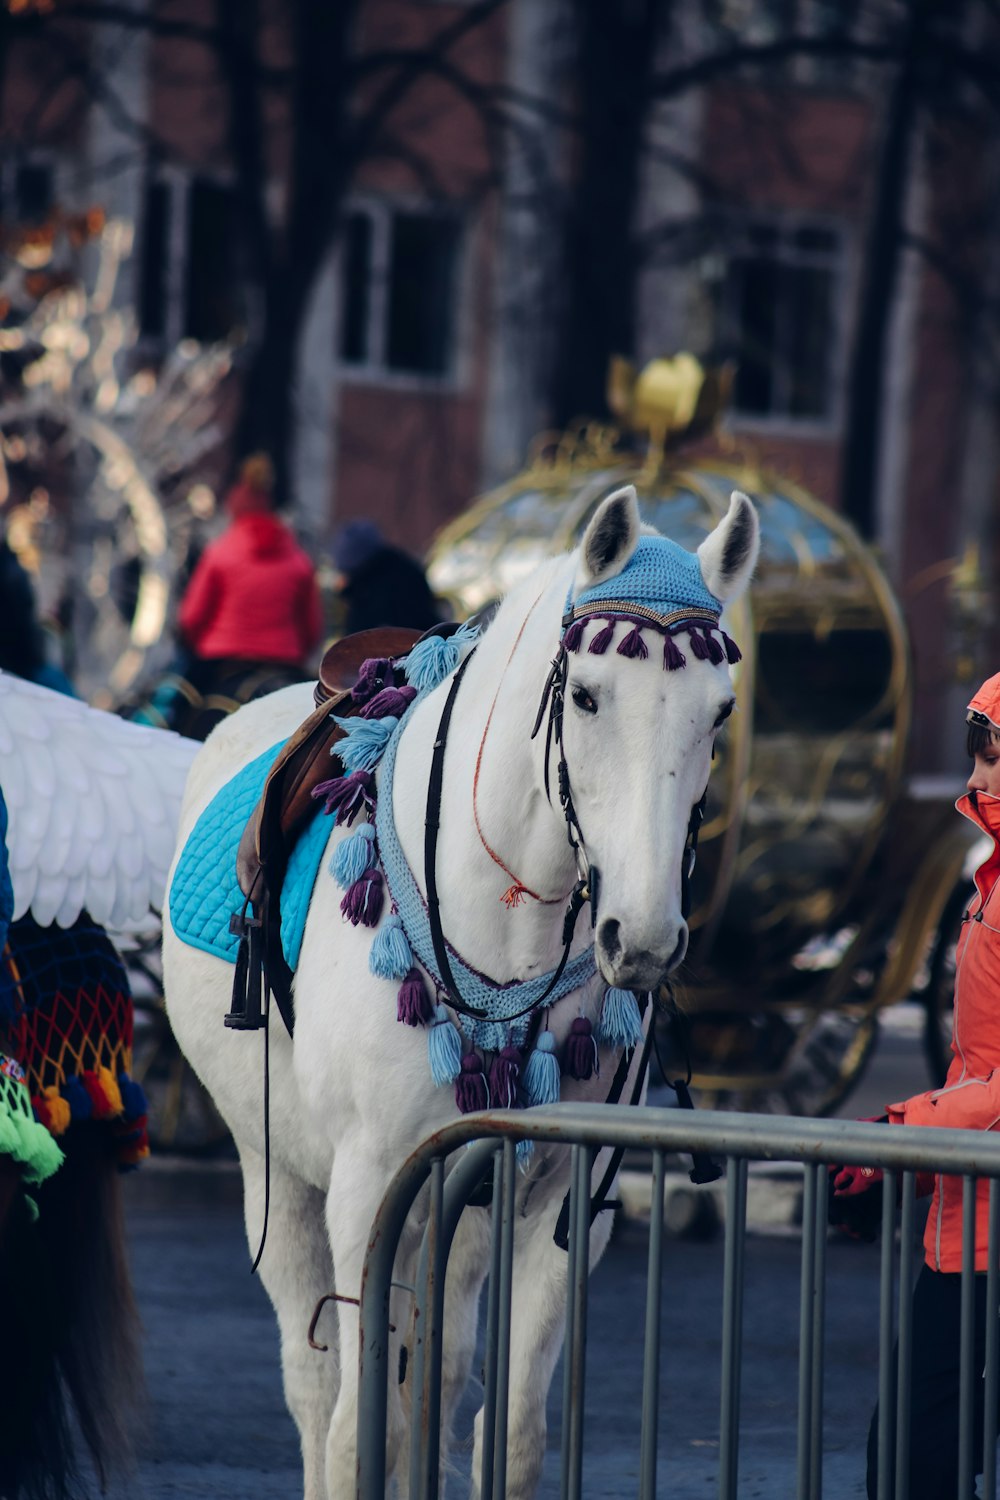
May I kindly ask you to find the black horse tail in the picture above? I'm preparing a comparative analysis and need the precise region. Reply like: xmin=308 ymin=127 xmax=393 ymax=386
xmin=0 ymin=1125 xmax=145 ymax=1499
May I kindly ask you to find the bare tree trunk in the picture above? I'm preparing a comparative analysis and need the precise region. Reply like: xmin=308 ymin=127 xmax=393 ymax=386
xmin=838 ymin=3 xmax=929 ymax=538
xmin=550 ymin=0 xmax=670 ymax=428
xmin=220 ymin=0 xmax=359 ymax=507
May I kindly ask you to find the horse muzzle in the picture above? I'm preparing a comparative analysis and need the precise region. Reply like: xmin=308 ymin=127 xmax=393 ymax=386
xmin=595 ymin=915 xmax=688 ymax=989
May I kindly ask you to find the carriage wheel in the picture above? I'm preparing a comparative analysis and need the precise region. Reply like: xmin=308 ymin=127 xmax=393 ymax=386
xmin=666 ymin=1004 xmax=880 ymax=1116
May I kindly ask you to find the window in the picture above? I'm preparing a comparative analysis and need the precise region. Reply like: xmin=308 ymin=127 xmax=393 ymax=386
xmin=718 ymin=219 xmax=842 ymax=423
xmin=184 ymin=177 xmax=242 ymax=343
xmin=339 ymin=202 xmax=462 ymax=381
xmin=14 ymin=162 xmax=53 ymax=223
xmin=0 ymin=156 xmax=55 ymax=225
xmin=137 ymin=173 xmax=245 ymax=346
xmin=138 ymin=179 xmax=170 ymax=340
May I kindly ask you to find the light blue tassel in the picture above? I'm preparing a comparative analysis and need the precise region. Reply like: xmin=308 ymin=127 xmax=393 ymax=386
xmin=516 ymin=1138 xmax=534 ymax=1168
xmin=523 ymin=1031 xmax=561 ymax=1106
xmin=331 ymin=715 xmax=398 ymax=774
xmin=428 ymin=1004 xmax=463 ymax=1086
xmin=472 ymin=1020 xmax=508 ymax=1054
xmin=403 ymin=622 xmax=480 ymax=694
xmin=369 ymin=913 xmax=413 ymax=981
xmin=597 ymin=987 xmax=645 ymax=1049
xmin=330 ymin=824 xmax=376 ymax=888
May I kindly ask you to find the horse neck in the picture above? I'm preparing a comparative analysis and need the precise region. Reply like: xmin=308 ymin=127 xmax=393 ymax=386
xmin=392 ymin=563 xmax=581 ymax=979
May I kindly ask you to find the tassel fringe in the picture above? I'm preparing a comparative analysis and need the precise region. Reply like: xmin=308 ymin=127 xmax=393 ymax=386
xmin=523 ymin=1031 xmax=561 ymax=1106
xmin=588 ymin=618 xmax=616 ymax=656
xmin=370 ymin=912 xmax=413 ymax=981
xmin=428 ymin=1004 xmax=463 ymax=1085
xmin=564 ymin=1016 xmax=599 ymax=1081
xmin=598 ymin=987 xmax=645 ymax=1049
xmin=397 ymin=968 xmax=433 ymax=1026
xmin=331 ymin=823 xmax=377 ymax=888
xmin=455 ymin=1051 xmax=490 ymax=1113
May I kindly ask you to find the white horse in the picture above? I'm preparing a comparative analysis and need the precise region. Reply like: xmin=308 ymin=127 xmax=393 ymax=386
xmin=162 ymin=485 xmax=759 ymax=1499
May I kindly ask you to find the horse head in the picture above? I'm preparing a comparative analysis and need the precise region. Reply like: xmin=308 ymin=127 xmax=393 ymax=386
xmin=554 ymin=484 xmax=759 ymax=991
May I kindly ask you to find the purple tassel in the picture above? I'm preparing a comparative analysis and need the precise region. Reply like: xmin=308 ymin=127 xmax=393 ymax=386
xmin=352 ymin=657 xmax=394 ymax=705
xmin=663 ymin=634 xmax=686 ymax=671
xmin=359 ymin=684 xmax=417 ymax=720
xmin=687 ymin=628 xmax=711 ymax=661
xmin=488 ymin=1044 xmax=522 ymax=1109
xmin=340 ymin=868 xmax=385 ymax=927
xmin=563 ymin=618 xmax=586 ymax=652
xmin=564 ymin=1016 xmax=599 ymax=1081
xmin=723 ymin=631 xmax=742 ymax=665
xmin=617 ymin=624 xmax=648 ymax=660
xmin=455 ymin=1051 xmax=490 ymax=1113
xmin=312 ymin=769 xmax=375 ymax=825
xmin=588 ymin=618 xmax=616 ymax=655
xmin=397 ymin=967 xmax=433 ymax=1027
xmin=703 ymin=629 xmax=725 ymax=665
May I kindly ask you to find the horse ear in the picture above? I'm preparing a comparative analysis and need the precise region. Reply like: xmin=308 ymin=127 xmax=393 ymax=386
xmin=575 ymin=486 xmax=642 ymax=592
xmin=697 ymin=490 xmax=759 ymax=603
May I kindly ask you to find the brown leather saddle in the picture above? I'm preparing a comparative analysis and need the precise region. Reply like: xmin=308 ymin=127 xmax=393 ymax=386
xmin=227 ymin=626 xmax=421 ymax=1036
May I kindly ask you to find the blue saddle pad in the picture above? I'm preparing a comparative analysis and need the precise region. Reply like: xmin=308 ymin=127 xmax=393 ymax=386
xmin=169 ymin=740 xmax=335 ymax=971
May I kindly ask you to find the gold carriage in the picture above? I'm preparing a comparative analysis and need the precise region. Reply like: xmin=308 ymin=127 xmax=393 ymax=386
xmin=425 ymin=374 xmax=978 ymax=1115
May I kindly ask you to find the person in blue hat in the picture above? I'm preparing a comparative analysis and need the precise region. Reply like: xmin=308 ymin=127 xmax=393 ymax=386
xmin=332 ymin=518 xmax=443 ymax=637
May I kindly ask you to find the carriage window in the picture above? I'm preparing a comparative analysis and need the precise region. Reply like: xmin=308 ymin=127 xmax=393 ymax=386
xmin=718 ymin=219 xmax=843 ymax=424
xmin=338 ymin=201 xmax=463 ymax=383
xmin=754 ymin=628 xmax=893 ymax=734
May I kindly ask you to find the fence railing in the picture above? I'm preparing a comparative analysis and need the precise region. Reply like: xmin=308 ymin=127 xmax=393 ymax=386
xmin=356 ymin=1105 xmax=1000 ymax=1500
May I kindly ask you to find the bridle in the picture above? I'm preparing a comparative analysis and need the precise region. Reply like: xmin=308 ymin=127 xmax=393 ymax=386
xmin=423 ymin=616 xmax=710 ymax=1023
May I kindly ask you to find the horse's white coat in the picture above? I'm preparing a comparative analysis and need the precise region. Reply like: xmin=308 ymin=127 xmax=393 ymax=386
xmin=162 ymin=488 xmax=759 ymax=1500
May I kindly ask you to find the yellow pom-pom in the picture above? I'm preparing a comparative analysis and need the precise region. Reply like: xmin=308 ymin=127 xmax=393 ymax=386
xmin=97 ymin=1066 xmax=124 ymax=1118
xmin=40 ymin=1086 xmax=71 ymax=1137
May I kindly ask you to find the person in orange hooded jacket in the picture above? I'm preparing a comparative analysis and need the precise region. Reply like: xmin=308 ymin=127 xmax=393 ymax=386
xmin=832 ymin=672 xmax=1000 ymax=1499
xmin=178 ymin=453 xmax=323 ymax=669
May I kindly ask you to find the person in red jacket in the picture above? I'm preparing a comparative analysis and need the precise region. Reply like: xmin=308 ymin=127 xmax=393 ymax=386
xmin=178 ymin=453 xmax=323 ymax=669
xmin=831 ymin=671 xmax=1000 ymax=1499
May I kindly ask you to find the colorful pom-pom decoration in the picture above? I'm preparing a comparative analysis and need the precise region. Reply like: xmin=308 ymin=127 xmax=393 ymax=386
xmin=564 ymin=1015 xmax=599 ymax=1081
xmin=488 ymin=1044 xmax=522 ymax=1109
xmin=455 ymin=1051 xmax=490 ymax=1113
xmin=369 ymin=912 xmax=413 ymax=982
xmin=597 ymin=987 xmax=645 ymax=1050
xmin=330 ymin=714 xmax=399 ymax=774
xmin=428 ymin=1004 xmax=463 ymax=1086
xmin=0 ymin=1058 xmax=63 ymax=1187
xmin=397 ymin=968 xmax=433 ymax=1027
xmin=523 ymin=1030 xmax=561 ymax=1106
xmin=403 ymin=622 xmax=479 ymax=694
xmin=341 ymin=868 xmax=385 ymax=928
xmin=331 ymin=823 xmax=377 ymax=888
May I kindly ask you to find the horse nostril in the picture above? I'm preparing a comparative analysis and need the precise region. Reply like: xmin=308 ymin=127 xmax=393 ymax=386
xmin=598 ymin=918 xmax=622 ymax=965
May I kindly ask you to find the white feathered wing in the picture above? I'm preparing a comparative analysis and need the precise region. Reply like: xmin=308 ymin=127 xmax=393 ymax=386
xmin=0 ymin=672 xmax=199 ymax=930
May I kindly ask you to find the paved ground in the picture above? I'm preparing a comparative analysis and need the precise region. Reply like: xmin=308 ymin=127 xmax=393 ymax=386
xmin=114 ymin=1002 xmax=940 ymax=1498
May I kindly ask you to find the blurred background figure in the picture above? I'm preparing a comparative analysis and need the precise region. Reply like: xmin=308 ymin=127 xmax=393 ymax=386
xmin=178 ymin=451 xmax=323 ymax=680
xmin=333 ymin=517 xmax=442 ymax=636
xmin=129 ymin=453 xmax=324 ymax=739
xmin=0 ymin=533 xmax=75 ymax=696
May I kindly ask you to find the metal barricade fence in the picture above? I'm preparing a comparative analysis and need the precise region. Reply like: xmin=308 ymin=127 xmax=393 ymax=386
xmin=356 ymin=1104 xmax=1000 ymax=1500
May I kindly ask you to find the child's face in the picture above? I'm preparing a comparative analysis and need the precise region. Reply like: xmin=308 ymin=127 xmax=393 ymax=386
xmin=968 ymin=739 xmax=1000 ymax=799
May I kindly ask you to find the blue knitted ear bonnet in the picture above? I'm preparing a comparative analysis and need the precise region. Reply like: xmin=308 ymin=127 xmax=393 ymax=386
xmin=562 ymin=535 xmax=742 ymax=670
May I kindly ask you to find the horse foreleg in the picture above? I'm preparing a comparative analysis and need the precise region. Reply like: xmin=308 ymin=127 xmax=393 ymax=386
xmin=240 ymin=1148 xmax=336 ymax=1500
xmin=323 ymin=1147 xmax=406 ymax=1500
xmin=471 ymin=1184 xmax=615 ymax=1500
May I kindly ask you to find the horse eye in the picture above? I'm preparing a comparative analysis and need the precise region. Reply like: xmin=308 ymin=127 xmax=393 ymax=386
xmin=571 ymin=685 xmax=598 ymax=715
xmin=714 ymin=698 xmax=735 ymax=730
